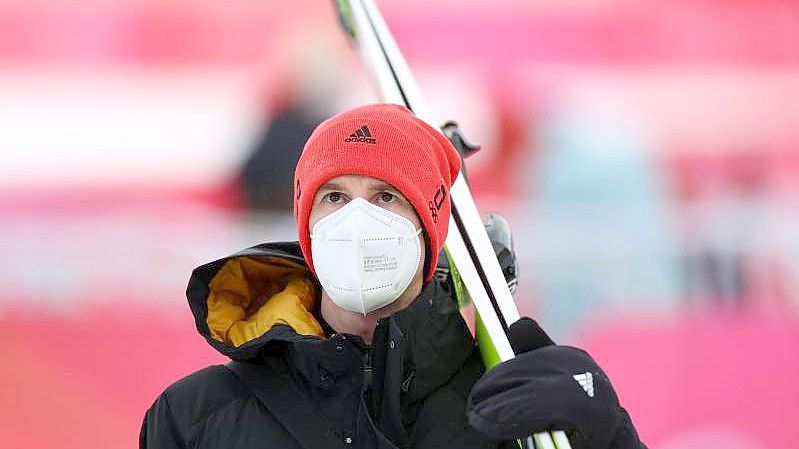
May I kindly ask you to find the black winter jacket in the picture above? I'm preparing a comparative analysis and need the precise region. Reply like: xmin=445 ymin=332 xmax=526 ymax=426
xmin=140 ymin=242 xmax=506 ymax=449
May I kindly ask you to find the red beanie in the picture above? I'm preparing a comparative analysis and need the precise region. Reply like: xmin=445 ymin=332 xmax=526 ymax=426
xmin=294 ymin=103 xmax=461 ymax=282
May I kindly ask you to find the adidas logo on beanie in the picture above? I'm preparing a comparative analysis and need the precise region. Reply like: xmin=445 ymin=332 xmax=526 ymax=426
xmin=345 ymin=125 xmax=376 ymax=144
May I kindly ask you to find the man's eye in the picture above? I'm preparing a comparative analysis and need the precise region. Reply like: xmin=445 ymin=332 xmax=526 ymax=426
xmin=325 ymin=192 xmax=344 ymax=203
xmin=378 ymin=192 xmax=396 ymax=203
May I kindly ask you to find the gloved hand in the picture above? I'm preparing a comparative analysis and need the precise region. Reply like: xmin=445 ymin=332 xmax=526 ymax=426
xmin=467 ymin=318 xmax=646 ymax=449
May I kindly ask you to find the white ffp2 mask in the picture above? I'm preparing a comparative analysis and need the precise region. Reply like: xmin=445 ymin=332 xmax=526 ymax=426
xmin=310 ymin=197 xmax=422 ymax=315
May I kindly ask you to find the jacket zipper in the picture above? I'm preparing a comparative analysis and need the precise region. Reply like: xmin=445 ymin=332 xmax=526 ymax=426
xmin=362 ymin=350 xmax=373 ymax=389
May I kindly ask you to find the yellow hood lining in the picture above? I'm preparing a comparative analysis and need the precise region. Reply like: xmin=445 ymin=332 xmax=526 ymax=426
xmin=206 ymin=256 xmax=325 ymax=347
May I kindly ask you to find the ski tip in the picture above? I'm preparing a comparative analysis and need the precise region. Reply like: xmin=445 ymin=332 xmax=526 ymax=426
xmin=334 ymin=0 xmax=357 ymax=41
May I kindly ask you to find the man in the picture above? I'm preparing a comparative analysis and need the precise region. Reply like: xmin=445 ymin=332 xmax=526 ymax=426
xmin=140 ymin=104 xmax=645 ymax=449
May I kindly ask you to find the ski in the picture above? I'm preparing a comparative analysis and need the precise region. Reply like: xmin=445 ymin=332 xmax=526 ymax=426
xmin=333 ymin=1 xmax=573 ymax=449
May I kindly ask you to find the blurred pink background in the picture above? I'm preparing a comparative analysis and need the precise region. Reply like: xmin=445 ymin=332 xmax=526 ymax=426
xmin=1 ymin=1 xmax=797 ymax=448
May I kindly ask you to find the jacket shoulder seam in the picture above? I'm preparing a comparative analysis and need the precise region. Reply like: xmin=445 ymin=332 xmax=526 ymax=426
xmin=163 ymin=365 xmax=251 ymax=442
xmin=186 ymin=395 xmax=253 ymax=446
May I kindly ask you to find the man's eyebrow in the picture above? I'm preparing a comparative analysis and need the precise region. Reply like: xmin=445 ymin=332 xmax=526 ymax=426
xmin=316 ymin=180 xmax=404 ymax=196
xmin=370 ymin=181 xmax=401 ymax=193
xmin=318 ymin=181 xmax=343 ymax=191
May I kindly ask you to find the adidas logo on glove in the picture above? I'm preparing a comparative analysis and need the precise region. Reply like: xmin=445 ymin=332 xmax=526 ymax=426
xmin=573 ymin=372 xmax=595 ymax=397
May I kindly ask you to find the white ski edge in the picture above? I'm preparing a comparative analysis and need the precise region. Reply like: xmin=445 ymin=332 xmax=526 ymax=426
xmin=347 ymin=0 xmax=407 ymax=106
xmin=357 ymin=0 xmax=434 ymax=120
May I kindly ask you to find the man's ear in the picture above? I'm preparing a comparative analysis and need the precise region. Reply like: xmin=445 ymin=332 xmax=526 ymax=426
xmin=421 ymin=230 xmax=431 ymax=279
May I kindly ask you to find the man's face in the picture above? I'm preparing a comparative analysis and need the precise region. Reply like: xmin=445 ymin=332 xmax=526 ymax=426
xmin=308 ymin=173 xmax=426 ymax=300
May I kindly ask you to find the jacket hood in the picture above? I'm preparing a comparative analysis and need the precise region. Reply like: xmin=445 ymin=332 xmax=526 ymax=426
xmin=187 ymin=241 xmax=327 ymax=361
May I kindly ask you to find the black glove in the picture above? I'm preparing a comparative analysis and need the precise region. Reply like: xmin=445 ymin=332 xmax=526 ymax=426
xmin=467 ymin=318 xmax=646 ymax=449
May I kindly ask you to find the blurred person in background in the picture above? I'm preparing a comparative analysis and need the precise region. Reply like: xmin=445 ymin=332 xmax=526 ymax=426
xmin=140 ymin=104 xmax=646 ymax=449
xmin=239 ymin=37 xmax=342 ymax=212
xmin=238 ymin=96 xmax=324 ymax=211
